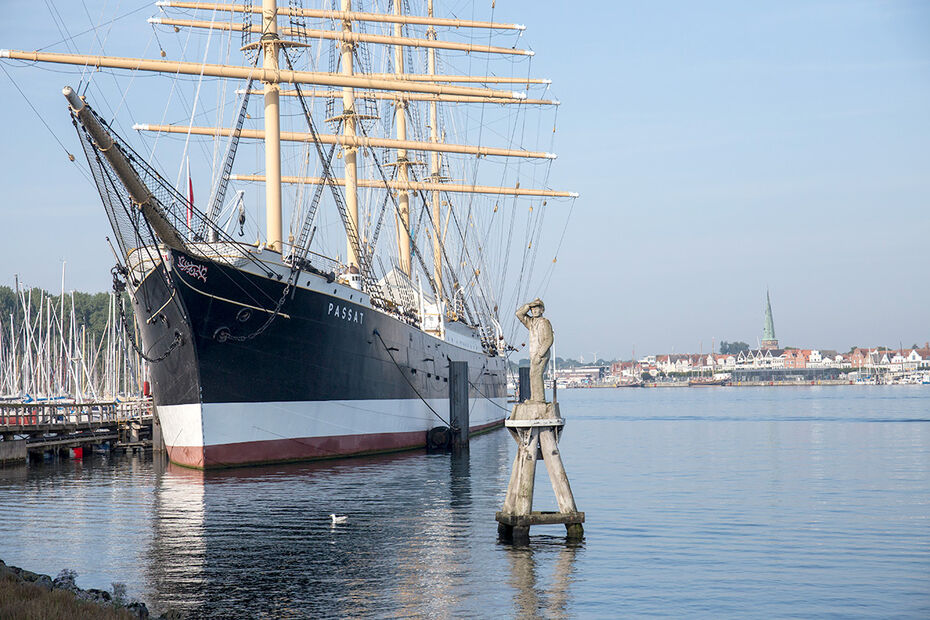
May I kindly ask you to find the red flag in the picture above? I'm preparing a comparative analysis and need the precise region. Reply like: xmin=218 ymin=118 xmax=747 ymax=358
xmin=186 ymin=157 xmax=194 ymax=228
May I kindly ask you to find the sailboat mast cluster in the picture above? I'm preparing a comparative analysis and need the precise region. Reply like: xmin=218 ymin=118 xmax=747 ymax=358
xmin=0 ymin=284 xmax=146 ymax=402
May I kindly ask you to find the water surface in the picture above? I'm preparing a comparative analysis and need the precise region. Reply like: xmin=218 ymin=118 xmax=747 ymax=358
xmin=1 ymin=386 xmax=928 ymax=617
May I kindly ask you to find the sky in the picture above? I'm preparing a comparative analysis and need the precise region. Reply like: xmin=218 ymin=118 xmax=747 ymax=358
xmin=1 ymin=1 xmax=928 ymax=359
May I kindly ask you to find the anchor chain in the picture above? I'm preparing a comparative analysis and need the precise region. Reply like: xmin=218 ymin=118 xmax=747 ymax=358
xmin=111 ymin=264 xmax=182 ymax=363
xmin=220 ymin=279 xmax=293 ymax=342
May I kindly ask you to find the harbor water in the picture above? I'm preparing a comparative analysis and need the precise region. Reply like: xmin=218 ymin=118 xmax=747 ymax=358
xmin=1 ymin=386 xmax=928 ymax=617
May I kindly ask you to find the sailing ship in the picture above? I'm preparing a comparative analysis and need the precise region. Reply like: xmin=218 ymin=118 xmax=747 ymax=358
xmin=1 ymin=0 xmax=576 ymax=468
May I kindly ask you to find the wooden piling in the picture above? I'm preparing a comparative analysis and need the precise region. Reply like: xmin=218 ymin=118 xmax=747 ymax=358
xmin=449 ymin=361 xmax=469 ymax=451
xmin=518 ymin=366 xmax=531 ymax=402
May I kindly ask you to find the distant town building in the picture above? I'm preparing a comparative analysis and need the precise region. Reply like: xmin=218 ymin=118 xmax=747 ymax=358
xmin=761 ymin=289 xmax=779 ymax=351
xmin=602 ymin=342 xmax=929 ymax=384
xmin=555 ymin=366 xmax=607 ymax=385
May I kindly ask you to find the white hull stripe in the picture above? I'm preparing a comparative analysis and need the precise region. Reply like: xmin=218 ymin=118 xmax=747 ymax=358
xmin=157 ymin=397 xmax=507 ymax=449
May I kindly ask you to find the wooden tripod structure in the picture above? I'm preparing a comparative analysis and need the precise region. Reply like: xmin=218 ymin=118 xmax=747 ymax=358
xmin=496 ymin=401 xmax=584 ymax=544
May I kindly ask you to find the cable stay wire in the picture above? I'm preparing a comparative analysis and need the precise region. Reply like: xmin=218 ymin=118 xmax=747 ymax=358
xmin=373 ymin=328 xmax=453 ymax=429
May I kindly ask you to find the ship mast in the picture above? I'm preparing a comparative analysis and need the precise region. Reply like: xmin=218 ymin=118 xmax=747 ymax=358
xmin=427 ymin=0 xmax=442 ymax=300
xmin=341 ymin=0 xmax=360 ymax=271
xmin=1 ymin=0 xmax=580 ymax=301
xmin=394 ymin=0 xmax=411 ymax=276
xmin=262 ymin=0 xmax=283 ymax=252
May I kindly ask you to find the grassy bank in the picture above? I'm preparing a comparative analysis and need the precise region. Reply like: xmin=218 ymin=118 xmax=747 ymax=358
xmin=0 ymin=573 xmax=137 ymax=620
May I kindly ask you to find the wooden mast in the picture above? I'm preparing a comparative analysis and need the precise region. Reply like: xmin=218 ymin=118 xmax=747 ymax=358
xmin=394 ymin=0 xmax=411 ymax=276
xmin=341 ymin=0 xmax=359 ymax=271
xmin=262 ymin=0 xmax=283 ymax=252
xmin=428 ymin=0 xmax=442 ymax=301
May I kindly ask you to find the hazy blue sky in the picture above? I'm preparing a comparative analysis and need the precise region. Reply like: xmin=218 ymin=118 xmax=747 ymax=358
xmin=1 ymin=1 xmax=928 ymax=358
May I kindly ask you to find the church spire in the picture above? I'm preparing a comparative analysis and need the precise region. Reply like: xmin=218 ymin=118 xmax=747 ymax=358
xmin=761 ymin=289 xmax=778 ymax=350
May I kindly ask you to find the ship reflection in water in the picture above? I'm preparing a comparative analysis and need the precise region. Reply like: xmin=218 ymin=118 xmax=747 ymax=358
xmin=144 ymin=430 xmax=575 ymax=618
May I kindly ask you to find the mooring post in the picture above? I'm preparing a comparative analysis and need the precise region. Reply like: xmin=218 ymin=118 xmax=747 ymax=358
xmin=518 ymin=366 xmax=531 ymax=402
xmin=449 ymin=361 xmax=469 ymax=451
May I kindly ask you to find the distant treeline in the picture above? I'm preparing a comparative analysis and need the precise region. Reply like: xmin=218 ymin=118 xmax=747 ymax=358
xmin=0 ymin=285 xmax=115 ymax=346
xmin=719 ymin=341 xmax=751 ymax=355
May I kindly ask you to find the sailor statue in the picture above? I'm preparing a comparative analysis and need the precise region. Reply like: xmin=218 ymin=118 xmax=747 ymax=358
xmin=497 ymin=298 xmax=583 ymax=543
xmin=515 ymin=298 xmax=553 ymax=403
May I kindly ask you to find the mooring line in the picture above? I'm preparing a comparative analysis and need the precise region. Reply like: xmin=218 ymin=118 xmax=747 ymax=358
xmin=372 ymin=329 xmax=454 ymax=429
xmin=468 ymin=378 xmax=511 ymax=413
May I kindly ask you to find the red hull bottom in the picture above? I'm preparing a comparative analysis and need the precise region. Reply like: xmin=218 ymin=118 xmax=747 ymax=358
xmin=166 ymin=419 xmax=504 ymax=469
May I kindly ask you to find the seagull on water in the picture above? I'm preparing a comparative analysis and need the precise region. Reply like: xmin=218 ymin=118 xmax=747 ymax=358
xmin=330 ymin=513 xmax=348 ymax=525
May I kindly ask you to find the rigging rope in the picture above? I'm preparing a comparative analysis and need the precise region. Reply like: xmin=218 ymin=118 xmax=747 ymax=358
xmin=0 ymin=64 xmax=90 ymax=183
xmin=173 ymin=9 xmax=218 ymax=194
xmin=37 ymin=3 xmax=152 ymax=53
xmin=540 ymin=196 xmax=577 ymax=297
xmin=281 ymin=49 xmax=380 ymax=295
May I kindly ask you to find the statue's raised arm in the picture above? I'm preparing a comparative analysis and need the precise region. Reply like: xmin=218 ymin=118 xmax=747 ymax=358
xmin=515 ymin=300 xmax=535 ymax=329
xmin=515 ymin=298 xmax=553 ymax=403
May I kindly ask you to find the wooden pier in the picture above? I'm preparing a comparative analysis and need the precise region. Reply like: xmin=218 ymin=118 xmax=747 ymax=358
xmin=0 ymin=400 xmax=153 ymax=464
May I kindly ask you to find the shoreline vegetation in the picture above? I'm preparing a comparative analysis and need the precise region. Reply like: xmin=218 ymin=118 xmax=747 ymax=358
xmin=0 ymin=559 xmax=170 ymax=619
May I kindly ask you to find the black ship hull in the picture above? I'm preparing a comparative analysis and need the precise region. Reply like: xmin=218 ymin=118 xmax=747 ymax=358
xmin=132 ymin=249 xmax=507 ymax=468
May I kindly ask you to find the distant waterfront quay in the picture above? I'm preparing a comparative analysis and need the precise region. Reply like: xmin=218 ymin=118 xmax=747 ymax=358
xmin=548 ymin=292 xmax=930 ymax=388
xmin=1 ymin=387 xmax=927 ymax=617
xmin=551 ymin=348 xmax=930 ymax=389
